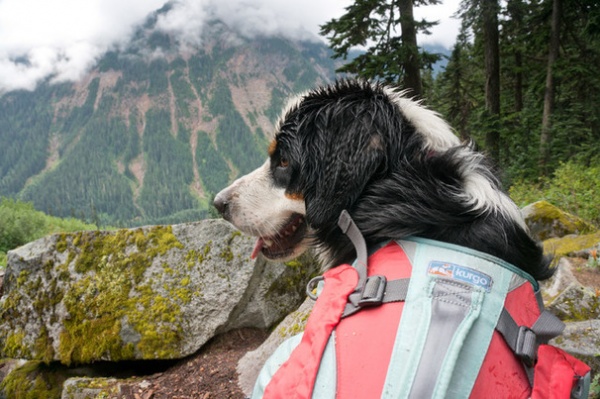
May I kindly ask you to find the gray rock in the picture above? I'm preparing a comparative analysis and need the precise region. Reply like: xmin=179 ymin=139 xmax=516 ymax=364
xmin=551 ymin=320 xmax=600 ymax=373
xmin=545 ymin=282 xmax=600 ymax=321
xmin=237 ymin=296 xmax=315 ymax=396
xmin=541 ymin=257 xmax=579 ymax=300
xmin=0 ymin=219 xmax=318 ymax=365
xmin=521 ymin=201 xmax=596 ymax=241
xmin=61 ymin=378 xmax=120 ymax=399
xmin=0 ymin=359 xmax=27 ymax=390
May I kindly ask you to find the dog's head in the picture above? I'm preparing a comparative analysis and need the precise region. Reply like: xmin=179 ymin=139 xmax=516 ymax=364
xmin=214 ymin=79 xmax=531 ymax=271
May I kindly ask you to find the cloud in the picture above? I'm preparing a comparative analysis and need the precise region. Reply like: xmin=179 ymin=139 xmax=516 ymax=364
xmin=415 ymin=0 xmax=462 ymax=48
xmin=155 ymin=0 xmax=349 ymax=48
xmin=0 ymin=0 xmax=459 ymax=93
xmin=0 ymin=0 xmax=167 ymax=93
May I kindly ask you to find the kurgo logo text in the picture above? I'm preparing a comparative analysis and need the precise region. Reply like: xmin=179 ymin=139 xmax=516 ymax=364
xmin=427 ymin=261 xmax=493 ymax=292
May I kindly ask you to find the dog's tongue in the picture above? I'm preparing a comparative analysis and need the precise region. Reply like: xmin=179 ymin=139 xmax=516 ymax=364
xmin=251 ymin=237 xmax=264 ymax=259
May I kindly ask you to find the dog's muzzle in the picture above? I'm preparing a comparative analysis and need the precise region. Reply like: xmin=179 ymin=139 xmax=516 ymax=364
xmin=213 ymin=190 xmax=231 ymax=221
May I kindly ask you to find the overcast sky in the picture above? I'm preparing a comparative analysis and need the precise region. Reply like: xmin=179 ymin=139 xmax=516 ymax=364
xmin=0 ymin=0 xmax=461 ymax=93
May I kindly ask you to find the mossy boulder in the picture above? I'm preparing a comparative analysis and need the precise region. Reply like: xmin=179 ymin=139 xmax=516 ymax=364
xmin=543 ymin=231 xmax=600 ymax=259
xmin=522 ymin=201 xmax=596 ymax=241
xmin=61 ymin=377 xmax=120 ymax=399
xmin=545 ymin=283 xmax=600 ymax=321
xmin=0 ymin=361 xmax=66 ymax=399
xmin=0 ymin=219 xmax=319 ymax=366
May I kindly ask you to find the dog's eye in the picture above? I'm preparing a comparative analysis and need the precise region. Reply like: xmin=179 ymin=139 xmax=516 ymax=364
xmin=278 ymin=158 xmax=289 ymax=168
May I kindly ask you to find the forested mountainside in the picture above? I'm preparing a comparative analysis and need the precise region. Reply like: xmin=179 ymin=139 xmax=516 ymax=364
xmin=0 ymin=21 xmax=337 ymax=227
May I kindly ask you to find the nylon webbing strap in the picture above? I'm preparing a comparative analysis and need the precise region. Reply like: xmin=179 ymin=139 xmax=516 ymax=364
xmin=338 ymin=210 xmax=368 ymax=285
xmin=496 ymin=307 xmax=565 ymax=368
xmin=338 ymin=210 xmax=369 ymax=311
xmin=342 ymin=278 xmax=410 ymax=318
xmin=337 ymin=210 xmax=411 ymax=318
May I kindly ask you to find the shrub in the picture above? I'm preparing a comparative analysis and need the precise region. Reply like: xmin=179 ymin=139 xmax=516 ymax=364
xmin=510 ymin=162 xmax=600 ymax=226
xmin=0 ymin=197 xmax=96 ymax=255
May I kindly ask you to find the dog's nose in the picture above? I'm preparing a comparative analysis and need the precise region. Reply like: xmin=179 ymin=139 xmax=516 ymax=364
xmin=213 ymin=192 xmax=230 ymax=220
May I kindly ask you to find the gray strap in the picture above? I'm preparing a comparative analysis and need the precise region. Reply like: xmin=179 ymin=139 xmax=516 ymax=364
xmin=338 ymin=210 xmax=369 ymax=310
xmin=342 ymin=278 xmax=410 ymax=318
xmin=381 ymin=278 xmax=411 ymax=302
xmin=496 ymin=308 xmax=565 ymax=367
xmin=337 ymin=210 xmax=410 ymax=318
xmin=496 ymin=306 xmax=565 ymax=389
xmin=531 ymin=309 xmax=566 ymax=343
xmin=338 ymin=210 xmax=368 ymax=285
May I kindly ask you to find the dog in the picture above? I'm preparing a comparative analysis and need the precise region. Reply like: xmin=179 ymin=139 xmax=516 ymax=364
xmin=212 ymin=79 xmax=571 ymax=398
xmin=213 ymin=79 xmax=551 ymax=282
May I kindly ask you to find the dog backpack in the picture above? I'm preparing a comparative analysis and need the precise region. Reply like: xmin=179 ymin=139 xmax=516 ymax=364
xmin=251 ymin=211 xmax=592 ymax=399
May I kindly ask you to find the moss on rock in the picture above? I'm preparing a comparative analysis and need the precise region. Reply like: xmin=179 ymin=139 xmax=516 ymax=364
xmin=267 ymin=254 xmax=320 ymax=300
xmin=0 ymin=225 xmax=190 ymax=365
xmin=0 ymin=361 xmax=66 ymax=399
xmin=543 ymin=231 xmax=600 ymax=258
xmin=62 ymin=377 xmax=120 ymax=399
xmin=56 ymin=226 xmax=188 ymax=364
xmin=523 ymin=201 xmax=596 ymax=241
xmin=2 ymin=219 xmax=312 ymax=369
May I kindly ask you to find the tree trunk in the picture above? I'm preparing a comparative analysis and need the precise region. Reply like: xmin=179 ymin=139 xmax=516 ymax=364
xmin=482 ymin=0 xmax=501 ymax=163
xmin=398 ymin=0 xmax=422 ymax=98
xmin=514 ymin=51 xmax=523 ymax=112
xmin=507 ymin=0 xmax=524 ymax=112
xmin=540 ymin=0 xmax=561 ymax=174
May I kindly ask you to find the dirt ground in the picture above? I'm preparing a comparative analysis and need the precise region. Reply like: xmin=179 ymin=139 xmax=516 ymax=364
xmin=121 ymin=328 xmax=269 ymax=399
xmin=569 ymin=256 xmax=600 ymax=290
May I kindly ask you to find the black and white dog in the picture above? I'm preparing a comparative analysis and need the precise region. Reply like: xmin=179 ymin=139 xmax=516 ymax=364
xmin=214 ymin=79 xmax=551 ymax=282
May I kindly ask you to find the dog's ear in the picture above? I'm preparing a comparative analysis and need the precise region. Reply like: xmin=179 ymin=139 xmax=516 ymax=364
xmin=300 ymin=112 xmax=387 ymax=230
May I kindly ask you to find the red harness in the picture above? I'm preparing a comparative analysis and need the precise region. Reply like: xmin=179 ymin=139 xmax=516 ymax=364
xmin=260 ymin=216 xmax=590 ymax=399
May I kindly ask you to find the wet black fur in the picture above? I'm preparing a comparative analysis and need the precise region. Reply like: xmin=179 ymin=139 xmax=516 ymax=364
xmin=270 ymin=79 xmax=553 ymax=281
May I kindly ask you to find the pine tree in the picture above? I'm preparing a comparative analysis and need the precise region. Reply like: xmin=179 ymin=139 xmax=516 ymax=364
xmin=320 ymin=0 xmax=441 ymax=97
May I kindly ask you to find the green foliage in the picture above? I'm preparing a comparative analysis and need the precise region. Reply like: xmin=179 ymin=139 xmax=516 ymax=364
xmin=0 ymin=87 xmax=55 ymax=195
xmin=591 ymin=373 xmax=600 ymax=399
xmin=0 ymin=198 xmax=47 ymax=253
xmin=209 ymin=79 xmax=267 ymax=174
xmin=21 ymin=115 xmax=139 ymax=226
xmin=0 ymin=197 xmax=95 ymax=262
xmin=138 ymin=109 xmax=197 ymax=220
xmin=148 ymin=59 xmax=169 ymax=97
xmin=169 ymin=58 xmax=196 ymax=119
xmin=429 ymin=0 xmax=600 ymax=180
xmin=510 ymin=162 xmax=600 ymax=226
xmin=196 ymin=131 xmax=230 ymax=196
xmin=266 ymin=87 xmax=288 ymax=122
xmin=187 ymin=51 xmax=213 ymax=100
xmin=587 ymin=248 xmax=599 ymax=269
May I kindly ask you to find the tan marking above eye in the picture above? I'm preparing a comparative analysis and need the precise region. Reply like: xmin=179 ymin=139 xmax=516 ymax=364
xmin=285 ymin=192 xmax=304 ymax=201
xmin=268 ymin=139 xmax=277 ymax=156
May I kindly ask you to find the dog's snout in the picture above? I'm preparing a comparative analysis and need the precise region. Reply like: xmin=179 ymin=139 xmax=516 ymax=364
xmin=213 ymin=191 xmax=231 ymax=220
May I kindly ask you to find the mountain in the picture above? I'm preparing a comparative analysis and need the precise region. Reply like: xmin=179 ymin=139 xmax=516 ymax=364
xmin=0 ymin=20 xmax=338 ymax=227
xmin=424 ymin=44 xmax=451 ymax=76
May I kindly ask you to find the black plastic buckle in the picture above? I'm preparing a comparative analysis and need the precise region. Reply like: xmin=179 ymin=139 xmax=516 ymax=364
xmin=571 ymin=372 xmax=591 ymax=399
xmin=515 ymin=326 xmax=537 ymax=366
xmin=357 ymin=275 xmax=387 ymax=307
